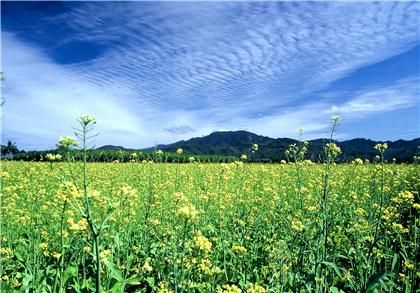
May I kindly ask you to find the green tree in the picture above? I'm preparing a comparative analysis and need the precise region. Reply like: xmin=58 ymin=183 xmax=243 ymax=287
xmin=2 ymin=140 xmax=19 ymax=155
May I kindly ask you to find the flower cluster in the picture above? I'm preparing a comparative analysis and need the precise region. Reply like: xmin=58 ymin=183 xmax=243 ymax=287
xmin=232 ymin=245 xmax=247 ymax=255
xmin=325 ymin=143 xmax=341 ymax=158
xmin=252 ymin=144 xmax=259 ymax=152
xmin=57 ymin=136 xmax=79 ymax=150
xmin=177 ymin=204 xmax=199 ymax=221
xmin=193 ymin=231 xmax=212 ymax=254
xmin=331 ymin=115 xmax=341 ymax=123
xmin=374 ymin=143 xmax=388 ymax=153
xmin=291 ymin=219 xmax=304 ymax=232
xmin=77 ymin=115 xmax=96 ymax=126
xmin=46 ymin=153 xmax=62 ymax=161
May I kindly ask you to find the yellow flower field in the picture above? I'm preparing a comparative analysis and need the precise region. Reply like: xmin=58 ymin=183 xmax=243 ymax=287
xmin=1 ymin=160 xmax=418 ymax=292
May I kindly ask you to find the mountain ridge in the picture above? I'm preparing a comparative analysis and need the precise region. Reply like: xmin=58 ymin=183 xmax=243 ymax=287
xmin=99 ymin=130 xmax=420 ymax=162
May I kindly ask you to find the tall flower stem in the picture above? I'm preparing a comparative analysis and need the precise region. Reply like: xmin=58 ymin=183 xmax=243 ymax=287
xmin=315 ymin=116 xmax=340 ymax=292
xmin=67 ymin=115 xmax=101 ymax=293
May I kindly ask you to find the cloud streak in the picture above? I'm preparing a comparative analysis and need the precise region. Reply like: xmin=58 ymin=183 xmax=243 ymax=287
xmin=1 ymin=2 xmax=419 ymax=149
xmin=330 ymin=77 xmax=419 ymax=116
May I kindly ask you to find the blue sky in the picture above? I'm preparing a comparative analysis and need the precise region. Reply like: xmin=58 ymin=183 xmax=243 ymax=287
xmin=1 ymin=1 xmax=419 ymax=150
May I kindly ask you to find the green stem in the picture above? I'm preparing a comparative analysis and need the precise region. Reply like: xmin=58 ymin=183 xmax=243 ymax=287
xmin=81 ymin=124 xmax=101 ymax=293
xmin=367 ymin=151 xmax=385 ymax=282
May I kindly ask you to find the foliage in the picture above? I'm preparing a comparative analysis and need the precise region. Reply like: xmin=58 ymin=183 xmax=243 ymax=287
xmin=7 ymin=136 xmax=420 ymax=163
xmin=1 ymin=140 xmax=19 ymax=155
xmin=12 ymin=149 xmax=240 ymax=164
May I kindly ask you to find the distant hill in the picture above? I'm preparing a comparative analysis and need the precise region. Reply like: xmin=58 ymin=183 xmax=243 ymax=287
xmin=96 ymin=145 xmax=128 ymax=151
xmin=4 ymin=131 xmax=419 ymax=162
xmin=116 ymin=130 xmax=420 ymax=162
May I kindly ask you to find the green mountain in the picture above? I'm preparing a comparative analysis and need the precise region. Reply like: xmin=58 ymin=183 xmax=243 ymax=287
xmin=5 ymin=131 xmax=419 ymax=163
xmin=140 ymin=131 xmax=419 ymax=162
xmin=96 ymin=145 xmax=128 ymax=151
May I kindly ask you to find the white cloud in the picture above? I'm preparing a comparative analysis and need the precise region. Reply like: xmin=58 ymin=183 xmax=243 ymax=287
xmin=1 ymin=32 xmax=147 ymax=149
xmin=329 ymin=77 xmax=419 ymax=116
xmin=53 ymin=2 xmax=419 ymax=113
xmin=2 ymin=2 xmax=419 ymax=149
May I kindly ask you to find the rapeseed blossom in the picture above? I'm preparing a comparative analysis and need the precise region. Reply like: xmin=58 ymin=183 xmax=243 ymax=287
xmin=57 ymin=136 xmax=79 ymax=149
xmin=177 ymin=204 xmax=199 ymax=220
xmin=194 ymin=231 xmax=212 ymax=254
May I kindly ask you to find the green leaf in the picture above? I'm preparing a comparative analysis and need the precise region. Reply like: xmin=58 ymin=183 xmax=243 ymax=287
xmin=146 ymin=277 xmax=155 ymax=288
xmin=111 ymin=282 xmax=124 ymax=293
xmin=391 ymin=253 xmax=399 ymax=272
xmin=320 ymin=261 xmax=341 ymax=276
xmin=329 ymin=286 xmax=345 ymax=293
xmin=106 ymin=262 xmax=124 ymax=282
xmin=63 ymin=266 xmax=77 ymax=284
xmin=19 ymin=273 xmax=32 ymax=290
xmin=126 ymin=275 xmax=141 ymax=286
xmin=366 ymin=272 xmax=392 ymax=293
xmin=14 ymin=251 xmax=24 ymax=262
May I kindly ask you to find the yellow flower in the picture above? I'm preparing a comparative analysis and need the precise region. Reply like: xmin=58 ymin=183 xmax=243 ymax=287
xmin=391 ymin=191 xmax=414 ymax=205
xmin=399 ymin=273 xmax=409 ymax=283
xmin=100 ymin=249 xmax=112 ymax=264
xmin=67 ymin=218 xmax=88 ymax=233
xmin=247 ymin=283 xmax=266 ymax=293
xmin=354 ymin=158 xmax=363 ymax=165
xmin=142 ymin=260 xmax=153 ymax=273
xmin=39 ymin=243 xmax=48 ymax=250
xmin=177 ymin=204 xmax=199 ymax=220
xmin=0 ymin=247 xmax=13 ymax=258
xmin=10 ymin=278 xmax=21 ymax=288
xmin=232 ymin=245 xmax=247 ymax=255
xmin=221 ymin=284 xmax=242 ymax=293
xmin=176 ymin=148 xmax=183 ymax=155
xmin=403 ymin=261 xmax=415 ymax=270
xmin=46 ymin=153 xmax=62 ymax=161
xmin=331 ymin=115 xmax=341 ymax=122
xmin=325 ymin=143 xmax=341 ymax=157
xmin=57 ymin=136 xmax=79 ymax=149
xmin=83 ymin=246 xmax=92 ymax=253
xmin=120 ymin=186 xmax=138 ymax=198
xmin=0 ymin=171 xmax=10 ymax=179
xmin=194 ymin=232 xmax=212 ymax=254
xmin=355 ymin=208 xmax=365 ymax=216
xmin=77 ymin=115 xmax=96 ymax=125
xmin=157 ymin=281 xmax=173 ymax=293
xmin=307 ymin=205 xmax=319 ymax=212
xmin=291 ymin=220 xmax=304 ymax=232
xmin=374 ymin=143 xmax=388 ymax=153
xmin=399 ymin=191 xmax=414 ymax=203
xmin=392 ymin=222 xmax=409 ymax=233
xmin=198 ymin=258 xmax=212 ymax=273
xmin=52 ymin=252 xmax=62 ymax=259
xmin=173 ymin=192 xmax=186 ymax=202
